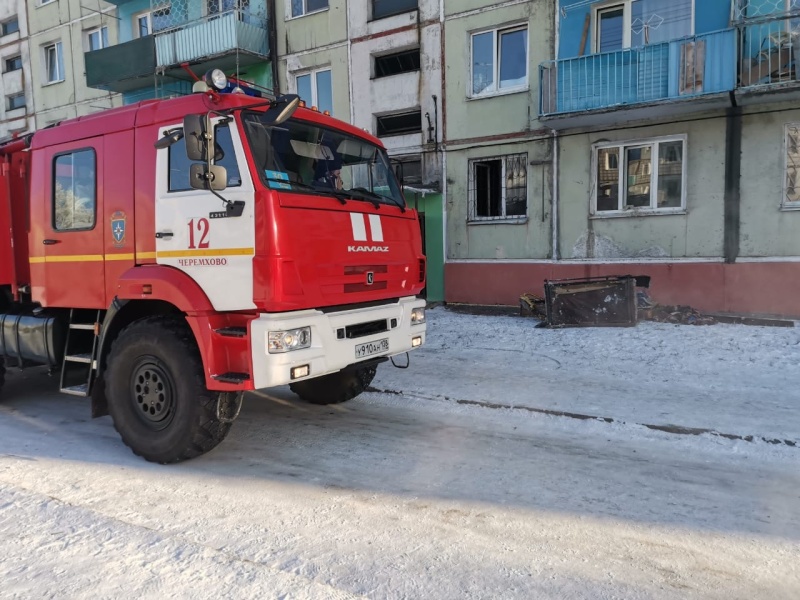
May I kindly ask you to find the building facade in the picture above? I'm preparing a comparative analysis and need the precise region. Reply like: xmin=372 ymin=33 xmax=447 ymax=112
xmin=274 ymin=0 xmax=445 ymax=301
xmin=446 ymin=0 xmax=800 ymax=319
xmin=26 ymin=0 xmax=121 ymax=126
xmin=443 ymin=0 xmax=556 ymax=306
xmin=1 ymin=0 xmax=35 ymax=138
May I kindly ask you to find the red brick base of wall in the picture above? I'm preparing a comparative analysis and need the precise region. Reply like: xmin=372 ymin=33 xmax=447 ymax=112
xmin=445 ymin=261 xmax=800 ymax=319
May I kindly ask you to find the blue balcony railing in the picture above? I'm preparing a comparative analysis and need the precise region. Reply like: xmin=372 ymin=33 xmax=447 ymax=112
xmin=154 ymin=9 xmax=268 ymax=68
xmin=540 ymin=29 xmax=737 ymax=117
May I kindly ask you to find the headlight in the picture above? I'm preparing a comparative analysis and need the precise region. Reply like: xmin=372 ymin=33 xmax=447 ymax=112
xmin=268 ymin=327 xmax=311 ymax=353
xmin=411 ymin=307 xmax=426 ymax=325
xmin=204 ymin=68 xmax=228 ymax=91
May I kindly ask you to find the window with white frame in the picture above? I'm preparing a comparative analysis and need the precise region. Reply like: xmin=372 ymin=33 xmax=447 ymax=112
xmin=784 ymin=124 xmax=800 ymax=208
xmin=592 ymin=0 xmax=692 ymax=52
xmin=593 ymin=136 xmax=686 ymax=214
xmin=43 ymin=42 xmax=64 ymax=84
xmin=471 ymin=25 xmax=528 ymax=97
xmin=295 ymin=68 xmax=332 ymax=114
xmin=134 ymin=11 xmax=152 ymax=37
xmin=85 ymin=27 xmax=109 ymax=52
xmin=290 ymin=0 xmax=328 ymax=18
xmin=469 ymin=153 xmax=528 ymax=221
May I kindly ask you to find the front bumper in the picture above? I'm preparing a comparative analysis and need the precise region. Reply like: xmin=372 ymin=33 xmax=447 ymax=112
xmin=249 ymin=296 xmax=426 ymax=389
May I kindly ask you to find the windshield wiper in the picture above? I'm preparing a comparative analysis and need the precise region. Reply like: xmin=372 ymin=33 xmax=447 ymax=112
xmin=265 ymin=177 xmax=348 ymax=205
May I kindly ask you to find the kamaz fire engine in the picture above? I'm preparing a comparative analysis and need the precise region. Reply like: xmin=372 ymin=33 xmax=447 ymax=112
xmin=0 ymin=70 xmax=427 ymax=463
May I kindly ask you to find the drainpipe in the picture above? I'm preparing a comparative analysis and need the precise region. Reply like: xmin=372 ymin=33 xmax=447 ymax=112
xmin=268 ymin=0 xmax=279 ymax=95
xmin=723 ymin=91 xmax=742 ymax=264
xmin=551 ymin=130 xmax=559 ymax=261
xmin=346 ymin=0 xmax=354 ymax=124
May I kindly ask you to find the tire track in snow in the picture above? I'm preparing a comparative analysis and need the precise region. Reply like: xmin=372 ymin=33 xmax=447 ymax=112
xmin=367 ymin=387 xmax=800 ymax=449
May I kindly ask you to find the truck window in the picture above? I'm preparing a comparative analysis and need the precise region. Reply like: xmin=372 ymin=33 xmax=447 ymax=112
xmin=168 ymin=122 xmax=242 ymax=192
xmin=53 ymin=149 xmax=96 ymax=231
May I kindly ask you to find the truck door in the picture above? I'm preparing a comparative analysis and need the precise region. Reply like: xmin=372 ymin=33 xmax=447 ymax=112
xmin=154 ymin=118 xmax=256 ymax=311
xmin=42 ymin=140 xmax=105 ymax=308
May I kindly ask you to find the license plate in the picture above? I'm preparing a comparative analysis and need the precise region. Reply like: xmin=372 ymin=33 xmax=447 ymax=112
xmin=355 ymin=338 xmax=389 ymax=359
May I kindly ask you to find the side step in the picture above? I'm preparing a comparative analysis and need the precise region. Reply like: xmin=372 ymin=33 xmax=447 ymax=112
xmin=59 ymin=309 xmax=103 ymax=397
xmin=212 ymin=372 xmax=251 ymax=384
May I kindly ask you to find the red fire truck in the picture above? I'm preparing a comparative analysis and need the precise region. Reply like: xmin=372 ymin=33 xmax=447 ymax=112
xmin=0 ymin=71 xmax=427 ymax=463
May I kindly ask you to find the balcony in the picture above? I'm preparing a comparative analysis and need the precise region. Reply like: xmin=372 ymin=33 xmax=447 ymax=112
xmin=735 ymin=11 xmax=800 ymax=105
xmin=85 ymin=36 xmax=157 ymax=93
xmin=540 ymin=29 xmax=737 ymax=129
xmin=154 ymin=9 xmax=268 ymax=77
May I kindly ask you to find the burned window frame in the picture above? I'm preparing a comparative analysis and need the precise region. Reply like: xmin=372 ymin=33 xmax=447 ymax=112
xmin=371 ymin=0 xmax=418 ymax=21
xmin=468 ymin=153 xmax=528 ymax=222
xmin=591 ymin=135 xmax=687 ymax=217
xmin=375 ymin=110 xmax=422 ymax=138
xmin=373 ymin=47 xmax=421 ymax=79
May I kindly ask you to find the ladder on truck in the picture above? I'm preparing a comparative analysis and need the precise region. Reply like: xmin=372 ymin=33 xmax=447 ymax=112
xmin=59 ymin=309 xmax=102 ymax=397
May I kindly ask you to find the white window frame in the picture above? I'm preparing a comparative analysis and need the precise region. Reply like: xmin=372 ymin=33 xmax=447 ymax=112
xmin=468 ymin=153 xmax=529 ymax=223
xmin=39 ymin=0 xmax=57 ymax=6
xmin=133 ymin=10 xmax=152 ymax=38
xmin=43 ymin=41 xmax=64 ymax=84
xmin=783 ymin=123 xmax=800 ymax=210
xmin=293 ymin=67 xmax=332 ymax=113
xmin=591 ymin=134 xmax=687 ymax=217
xmin=287 ymin=0 xmax=329 ymax=20
xmin=85 ymin=26 xmax=109 ymax=52
xmin=469 ymin=24 xmax=529 ymax=99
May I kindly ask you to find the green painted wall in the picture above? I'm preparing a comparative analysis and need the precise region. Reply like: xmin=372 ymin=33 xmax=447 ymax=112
xmin=557 ymin=118 xmax=727 ymax=260
xmin=446 ymin=140 xmax=553 ymax=260
xmin=739 ymin=103 xmax=800 ymax=256
xmin=408 ymin=193 xmax=444 ymax=302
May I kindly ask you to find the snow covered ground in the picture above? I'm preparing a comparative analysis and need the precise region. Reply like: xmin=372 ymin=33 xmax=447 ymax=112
xmin=1 ymin=307 xmax=799 ymax=599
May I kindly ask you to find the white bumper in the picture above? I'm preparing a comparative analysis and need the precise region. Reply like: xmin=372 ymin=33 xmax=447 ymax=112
xmin=249 ymin=296 xmax=426 ymax=389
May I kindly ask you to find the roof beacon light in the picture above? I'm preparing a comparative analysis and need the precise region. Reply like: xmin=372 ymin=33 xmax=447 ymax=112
xmin=204 ymin=69 xmax=228 ymax=91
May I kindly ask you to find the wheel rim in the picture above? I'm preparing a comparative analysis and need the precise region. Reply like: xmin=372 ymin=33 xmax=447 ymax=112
xmin=130 ymin=356 xmax=176 ymax=431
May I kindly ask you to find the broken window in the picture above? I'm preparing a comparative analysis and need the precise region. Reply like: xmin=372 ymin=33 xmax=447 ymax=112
xmin=374 ymin=48 xmax=420 ymax=78
xmin=372 ymin=0 xmax=417 ymax=20
xmin=375 ymin=110 xmax=421 ymax=137
xmin=593 ymin=136 xmax=685 ymax=214
xmin=469 ymin=153 xmax=528 ymax=221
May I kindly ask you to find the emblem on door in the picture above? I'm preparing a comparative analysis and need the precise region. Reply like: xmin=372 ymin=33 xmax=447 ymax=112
xmin=366 ymin=272 xmax=374 ymax=285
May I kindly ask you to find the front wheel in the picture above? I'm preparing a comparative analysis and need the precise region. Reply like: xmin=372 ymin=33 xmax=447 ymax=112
xmin=105 ymin=316 xmax=232 ymax=463
xmin=289 ymin=365 xmax=377 ymax=405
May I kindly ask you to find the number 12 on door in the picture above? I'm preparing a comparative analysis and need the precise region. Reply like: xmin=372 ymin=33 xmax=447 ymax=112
xmin=188 ymin=218 xmax=210 ymax=249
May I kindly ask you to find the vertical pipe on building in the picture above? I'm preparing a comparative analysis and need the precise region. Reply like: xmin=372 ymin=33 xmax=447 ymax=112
xmin=551 ymin=130 xmax=559 ymax=261
xmin=346 ymin=0 xmax=355 ymax=125
xmin=439 ymin=0 xmax=447 ymax=297
xmin=723 ymin=94 xmax=742 ymax=264
xmin=268 ymin=0 xmax=279 ymax=94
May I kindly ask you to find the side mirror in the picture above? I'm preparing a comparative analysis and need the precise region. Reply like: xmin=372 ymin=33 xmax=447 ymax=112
xmin=189 ymin=163 xmax=227 ymax=191
xmin=263 ymin=94 xmax=301 ymax=126
xmin=184 ymin=114 xmax=211 ymax=162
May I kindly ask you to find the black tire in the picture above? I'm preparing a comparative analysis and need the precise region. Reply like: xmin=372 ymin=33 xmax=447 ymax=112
xmin=289 ymin=365 xmax=377 ymax=405
xmin=105 ymin=316 xmax=232 ymax=463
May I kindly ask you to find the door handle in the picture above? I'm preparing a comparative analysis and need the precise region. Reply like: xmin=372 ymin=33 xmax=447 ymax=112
xmin=42 ymin=239 xmax=60 ymax=245
xmin=155 ymin=231 xmax=174 ymax=239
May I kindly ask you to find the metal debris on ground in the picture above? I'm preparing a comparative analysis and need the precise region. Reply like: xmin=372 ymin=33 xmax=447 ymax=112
xmin=537 ymin=276 xmax=639 ymax=328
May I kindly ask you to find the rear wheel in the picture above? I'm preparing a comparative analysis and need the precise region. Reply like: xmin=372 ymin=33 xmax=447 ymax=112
xmin=290 ymin=365 xmax=377 ymax=405
xmin=105 ymin=316 xmax=232 ymax=463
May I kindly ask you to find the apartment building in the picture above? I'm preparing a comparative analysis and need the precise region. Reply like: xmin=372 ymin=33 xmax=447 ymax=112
xmin=275 ymin=0 xmax=445 ymax=301
xmin=26 ymin=0 xmax=121 ymax=126
xmin=0 ymin=0 xmax=35 ymax=138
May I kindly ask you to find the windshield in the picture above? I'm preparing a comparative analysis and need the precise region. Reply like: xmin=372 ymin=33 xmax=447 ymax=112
xmin=242 ymin=112 xmax=406 ymax=208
